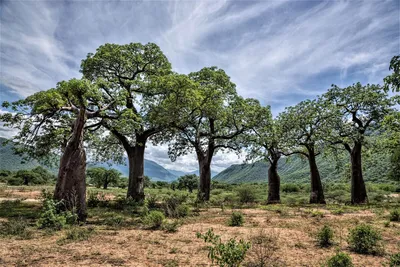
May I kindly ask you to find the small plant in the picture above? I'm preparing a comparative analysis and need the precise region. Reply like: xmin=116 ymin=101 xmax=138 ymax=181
xmin=163 ymin=195 xmax=189 ymax=218
xmin=163 ymin=220 xmax=180 ymax=233
xmin=196 ymin=228 xmax=251 ymax=267
xmin=390 ymin=209 xmax=400 ymax=222
xmin=348 ymin=224 xmax=383 ymax=255
xmin=311 ymin=210 xmax=324 ymax=218
xmin=58 ymin=227 xmax=95 ymax=245
xmin=384 ymin=221 xmax=391 ymax=227
xmin=146 ymin=195 xmax=158 ymax=210
xmin=331 ymin=208 xmax=344 ymax=215
xmin=228 ymin=212 xmax=244 ymax=227
xmin=247 ymin=229 xmax=281 ymax=267
xmin=142 ymin=210 xmax=165 ymax=229
xmin=389 ymin=253 xmax=400 ymax=267
xmin=316 ymin=225 xmax=334 ymax=248
xmin=104 ymin=215 xmax=125 ymax=227
xmin=37 ymin=199 xmax=66 ymax=230
xmin=0 ymin=218 xmax=33 ymax=239
xmin=237 ymin=186 xmax=256 ymax=203
xmin=326 ymin=252 xmax=353 ymax=267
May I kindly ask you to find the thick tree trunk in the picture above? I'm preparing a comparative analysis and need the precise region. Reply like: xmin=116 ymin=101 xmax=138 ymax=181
xmin=268 ymin=157 xmax=280 ymax=204
xmin=54 ymin=108 xmax=87 ymax=222
xmin=308 ymin=150 xmax=326 ymax=204
xmin=350 ymin=142 xmax=368 ymax=204
xmin=198 ymin=156 xmax=212 ymax=201
xmin=127 ymin=141 xmax=146 ymax=202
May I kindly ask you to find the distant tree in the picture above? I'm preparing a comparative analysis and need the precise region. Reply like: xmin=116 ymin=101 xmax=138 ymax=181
xmin=170 ymin=181 xmax=178 ymax=191
xmin=246 ymin=106 xmax=284 ymax=204
xmin=81 ymin=42 xmax=172 ymax=202
xmin=14 ymin=170 xmax=41 ymax=185
xmin=87 ymin=167 xmax=121 ymax=189
xmin=177 ymin=174 xmax=199 ymax=193
xmin=158 ymin=67 xmax=262 ymax=201
xmin=279 ymin=98 xmax=330 ymax=204
xmin=323 ymin=83 xmax=397 ymax=204
xmin=384 ymin=55 xmax=400 ymax=92
xmin=1 ymin=78 xmax=113 ymax=221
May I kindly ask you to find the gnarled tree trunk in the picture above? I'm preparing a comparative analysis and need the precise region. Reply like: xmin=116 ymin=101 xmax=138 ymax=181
xmin=268 ymin=153 xmax=281 ymax=204
xmin=197 ymin=149 xmax=212 ymax=201
xmin=307 ymin=148 xmax=326 ymax=204
xmin=54 ymin=108 xmax=87 ymax=222
xmin=127 ymin=138 xmax=146 ymax=202
xmin=350 ymin=142 xmax=368 ymax=204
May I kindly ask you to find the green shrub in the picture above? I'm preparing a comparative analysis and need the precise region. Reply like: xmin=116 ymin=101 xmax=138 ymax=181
xmin=389 ymin=253 xmax=400 ymax=267
xmin=0 ymin=218 xmax=33 ymax=239
xmin=237 ymin=186 xmax=256 ymax=203
xmin=326 ymin=252 xmax=353 ymax=267
xmin=390 ymin=209 xmax=400 ymax=222
xmin=281 ymin=183 xmax=300 ymax=193
xmin=348 ymin=224 xmax=382 ymax=255
xmin=316 ymin=225 xmax=334 ymax=247
xmin=196 ymin=228 xmax=251 ymax=267
xmin=163 ymin=220 xmax=180 ymax=233
xmin=146 ymin=195 xmax=158 ymax=210
xmin=163 ymin=195 xmax=189 ymax=218
xmin=37 ymin=199 xmax=66 ymax=230
xmin=58 ymin=227 xmax=95 ymax=245
xmin=104 ymin=215 xmax=125 ymax=227
xmin=142 ymin=210 xmax=165 ymax=229
xmin=331 ymin=208 xmax=344 ymax=215
xmin=228 ymin=212 xmax=244 ymax=227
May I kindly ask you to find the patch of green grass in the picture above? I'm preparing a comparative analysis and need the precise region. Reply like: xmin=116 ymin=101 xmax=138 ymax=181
xmin=57 ymin=227 xmax=95 ymax=245
xmin=0 ymin=217 xmax=33 ymax=239
xmin=0 ymin=200 xmax=40 ymax=219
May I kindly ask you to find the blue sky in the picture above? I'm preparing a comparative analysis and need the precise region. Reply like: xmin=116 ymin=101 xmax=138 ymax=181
xmin=0 ymin=0 xmax=399 ymax=172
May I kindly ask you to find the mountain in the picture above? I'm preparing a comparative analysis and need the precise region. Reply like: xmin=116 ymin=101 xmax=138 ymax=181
xmin=0 ymin=138 xmax=42 ymax=171
xmin=166 ymin=169 xmax=219 ymax=178
xmin=213 ymin=154 xmax=393 ymax=184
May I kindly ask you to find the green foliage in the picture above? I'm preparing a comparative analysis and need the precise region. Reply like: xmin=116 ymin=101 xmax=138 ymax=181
xmin=87 ymin=167 xmax=121 ymax=189
xmin=281 ymin=183 xmax=300 ymax=193
xmin=142 ymin=210 xmax=165 ymax=229
xmin=389 ymin=253 xmax=400 ymax=267
xmin=104 ymin=215 xmax=125 ymax=227
xmin=384 ymin=55 xmax=400 ymax=92
xmin=177 ymin=174 xmax=199 ymax=193
xmin=37 ymin=199 xmax=66 ymax=230
xmin=0 ymin=218 xmax=33 ymax=239
xmin=237 ymin=186 xmax=257 ymax=203
xmin=348 ymin=224 xmax=383 ymax=255
xmin=196 ymin=228 xmax=251 ymax=267
xmin=389 ymin=209 xmax=400 ymax=222
xmin=316 ymin=225 xmax=334 ymax=247
xmin=228 ymin=212 xmax=244 ymax=227
xmin=163 ymin=220 xmax=180 ymax=233
xmin=162 ymin=194 xmax=189 ymax=218
xmin=63 ymin=227 xmax=95 ymax=242
xmin=326 ymin=252 xmax=353 ymax=267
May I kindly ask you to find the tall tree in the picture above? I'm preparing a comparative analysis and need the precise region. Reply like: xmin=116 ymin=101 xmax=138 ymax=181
xmin=323 ymin=83 xmax=396 ymax=204
xmin=81 ymin=42 xmax=172 ymax=202
xmin=177 ymin=174 xmax=199 ymax=193
xmin=158 ymin=67 xmax=261 ymax=201
xmin=1 ymin=78 xmax=112 ymax=220
xmin=246 ymin=108 xmax=284 ymax=204
xmin=87 ymin=167 xmax=121 ymax=189
xmin=279 ymin=99 xmax=329 ymax=204
xmin=384 ymin=55 xmax=400 ymax=92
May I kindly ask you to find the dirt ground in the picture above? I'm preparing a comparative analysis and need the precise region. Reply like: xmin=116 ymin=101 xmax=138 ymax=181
xmin=0 ymin=190 xmax=399 ymax=266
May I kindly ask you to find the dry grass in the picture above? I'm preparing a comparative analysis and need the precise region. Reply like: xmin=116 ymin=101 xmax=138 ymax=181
xmin=0 ymin=191 xmax=399 ymax=266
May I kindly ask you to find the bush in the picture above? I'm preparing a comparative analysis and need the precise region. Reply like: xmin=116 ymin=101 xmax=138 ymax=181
xmin=142 ymin=210 xmax=165 ymax=229
xmin=247 ymin=229 xmax=281 ymax=267
xmin=237 ymin=186 xmax=256 ymax=203
xmin=146 ymin=195 xmax=158 ymax=210
xmin=0 ymin=218 xmax=33 ymax=239
xmin=64 ymin=227 xmax=95 ymax=241
xmin=326 ymin=252 xmax=353 ymax=267
xmin=281 ymin=183 xmax=300 ymax=193
xmin=389 ymin=253 xmax=400 ymax=267
xmin=104 ymin=215 xmax=125 ymax=227
xmin=163 ymin=220 xmax=180 ymax=233
xmin=389 ymin=209 xmax=400 ymax=222
xmin=316 ymin=225 xmax=334 ymax=247
xmin=229 ymin=212 xmax=244 ymax=227
xmin=196 ymin=228 xmax=251 ymax=267
xmin=163 ymin=194 xmax=189 ymax=218
xmin=348 ymin=224 xmax=382 ymax=255
xmin=37 ymin=199 xmax=66 ymax=230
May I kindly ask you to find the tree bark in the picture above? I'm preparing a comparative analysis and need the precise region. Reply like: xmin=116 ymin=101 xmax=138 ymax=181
xmin=267 ymin=154 xmax=281 ymax=204
xmin=307 ymin=148 xmax=326 ymax=204
xmin=103 ymin=179 xmax=108 ymax=190
xmin=350 ymin=142 xmax=368 ymax=204
xmin=197 ymin=154 xmax=212 ymax=201
xmin=54 ymin=108 xmax=87 ymax=222
xmin=126 ymin=139 xmax=146 ymax=202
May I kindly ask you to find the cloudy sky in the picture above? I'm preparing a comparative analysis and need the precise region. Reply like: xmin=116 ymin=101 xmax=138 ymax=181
xmin=0 ymin=0 xmax=399 ymax=172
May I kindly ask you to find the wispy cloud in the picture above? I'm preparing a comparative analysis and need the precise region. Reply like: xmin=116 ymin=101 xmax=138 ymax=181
xmin=1 ymin=0 xmax=399 ymax=171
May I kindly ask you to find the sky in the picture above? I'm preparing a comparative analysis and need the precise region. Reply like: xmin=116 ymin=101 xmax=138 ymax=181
xmin=0 ymin=0 xmax=399 ymax=173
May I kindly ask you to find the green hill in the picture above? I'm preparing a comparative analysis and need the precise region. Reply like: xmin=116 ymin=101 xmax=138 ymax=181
xmin=213 ymin=154 xmax=392 ymax=184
